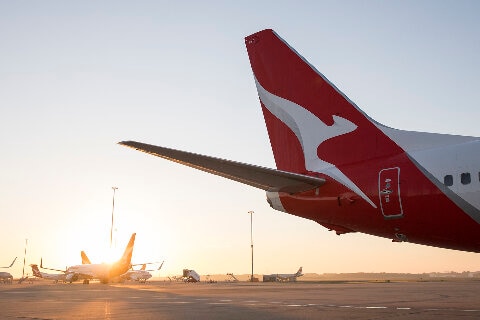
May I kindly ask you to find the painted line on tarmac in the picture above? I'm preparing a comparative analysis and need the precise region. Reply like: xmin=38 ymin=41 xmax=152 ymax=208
xmin=9 ymin=289 xmax=480 ymax=316
xmin=286 ymin=304 xmax=305 ymax=307
xmin=286 ymin=303 xmax=480 ymax=314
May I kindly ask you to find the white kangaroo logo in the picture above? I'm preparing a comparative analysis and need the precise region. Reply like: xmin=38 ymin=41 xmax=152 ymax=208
xmin=255 ymin=78 xmax=376 ymax=208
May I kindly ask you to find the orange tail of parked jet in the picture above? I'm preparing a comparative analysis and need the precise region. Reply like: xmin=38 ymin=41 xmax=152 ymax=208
xmin=81 ymin=251 xmax=91 ymax=264
xmin=120 ymin=29 xmax=480 ymax=253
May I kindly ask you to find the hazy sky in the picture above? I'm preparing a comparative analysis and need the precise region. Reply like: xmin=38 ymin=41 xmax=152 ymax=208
xmin=1 ymin=1 xmax=480 ymax=278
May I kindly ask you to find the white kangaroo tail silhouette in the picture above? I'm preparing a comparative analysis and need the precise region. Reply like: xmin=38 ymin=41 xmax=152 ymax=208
xmin=255 ymin=78 xmax=376 ymax=208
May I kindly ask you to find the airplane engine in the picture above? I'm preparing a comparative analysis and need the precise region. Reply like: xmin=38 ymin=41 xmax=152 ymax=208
xmin=65 ymin=273 xmax=78 ymax=283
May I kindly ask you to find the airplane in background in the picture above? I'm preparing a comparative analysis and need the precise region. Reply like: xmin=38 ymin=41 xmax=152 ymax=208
xmin=263 ymin=267 xmax=303 ymax=282
xmin=121 ymin=261 xmax=164 ymax=283
xmin=35 ymin=251 xmax=91 ymax=283
xmin=80 ymin=250 xmax=163 ymax=283
xmin=0 ymin=257 xmax=16 ymax=284
xmin=31 ymin=263 xmax=65 ymax=283
xmin=42 ymin=233 xmax=136 ymax=284
xmin=119 ymin=29 xmax=480 ymax=253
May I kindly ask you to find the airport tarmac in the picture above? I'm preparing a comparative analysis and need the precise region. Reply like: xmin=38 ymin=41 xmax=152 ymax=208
xmin=1 ymin=280 xmax=480 ymax=319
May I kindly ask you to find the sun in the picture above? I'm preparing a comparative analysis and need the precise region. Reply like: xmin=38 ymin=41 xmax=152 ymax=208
xmin=75 ymin=235 xmax=122 ymax=265
xmin=95 ymin=246 xmax=122 ymax=265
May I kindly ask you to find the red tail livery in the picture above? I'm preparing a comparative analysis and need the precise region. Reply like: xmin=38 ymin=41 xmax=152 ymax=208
xmin=120 ymin=29 xmax=480 ymax=253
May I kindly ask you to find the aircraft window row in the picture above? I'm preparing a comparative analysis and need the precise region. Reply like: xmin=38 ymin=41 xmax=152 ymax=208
xmin=443 ymin=172 xmax=474 ymax=187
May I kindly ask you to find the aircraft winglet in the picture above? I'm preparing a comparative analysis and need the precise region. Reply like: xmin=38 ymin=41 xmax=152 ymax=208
xmin=1 ymin=257 xmax=17 ymax=268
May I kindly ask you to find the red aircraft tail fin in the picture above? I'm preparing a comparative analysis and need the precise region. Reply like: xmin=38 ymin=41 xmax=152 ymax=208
xmin=30 ymin=264 xmax=42 ymax=278
xmin=245 ymin=29 xmax=400 ymax=176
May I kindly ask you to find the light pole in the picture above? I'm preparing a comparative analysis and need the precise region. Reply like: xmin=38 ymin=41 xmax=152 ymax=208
xmin=22 ymin=238 xmax=28 ymax=278
xmin=110 ymin=187 xmax=118 ymax=248
xmin=248 ymin=210 xmax=254 ymax=282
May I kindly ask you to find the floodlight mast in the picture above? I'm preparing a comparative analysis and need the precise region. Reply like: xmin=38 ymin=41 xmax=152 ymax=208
xmin=110 ymin=187 xmax=118 ymax=248
xmin=249 ymin=210 xmax=254 ymax=282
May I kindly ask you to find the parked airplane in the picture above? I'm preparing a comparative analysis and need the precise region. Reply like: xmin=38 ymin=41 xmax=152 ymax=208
xmin=80 ymin=249 xmax=163 ymax=282
xmin=0 ymin=257 xmax=16 ymax=284
xmin=30 ymin=263 xmax=65 ymax=283
xmin=121 ymin=261 xmax=164 ymax=283
xmin=263 ymin=267 xmax=303 ymax=282
xmin=42 ymin=233 xmax=136 ymax=284
xmin=119 ymin=29 xmax=480 ymax=253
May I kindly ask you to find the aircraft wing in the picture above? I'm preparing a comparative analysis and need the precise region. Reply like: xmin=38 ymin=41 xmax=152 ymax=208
xmin=119 ymin=141 xmax=326 ymax=194
xmin=131 ymin=261 xmax=163 ymax=267
xmin=1 ymin=257 xmax=17 ymax=268
xmin=157 ymin=261 xmax=164 ymax=271
xmin=40 ymin=258 xmax=66 ymax=273
xmin=131 ymin=260 xmax=164 ymax=272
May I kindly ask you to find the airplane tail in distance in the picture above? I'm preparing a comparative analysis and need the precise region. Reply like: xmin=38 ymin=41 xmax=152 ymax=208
xmin=119 ymin=233 xmax=136 ymax=266
xmin=245 ymin=29 xmax=402 ymax=177
xmin=296 ymin=267 xmax=303 ymax=277
xmin=30 ymin=264 xmax=42 ymax=277
xmin=81 ymin=251 xmax=91 ymax=264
